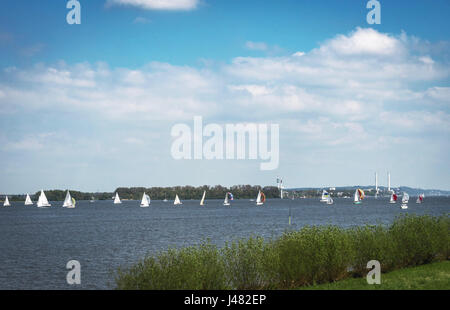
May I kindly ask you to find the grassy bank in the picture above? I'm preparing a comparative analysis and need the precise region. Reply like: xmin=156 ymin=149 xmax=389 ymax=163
xmin=115 ymin=214 xmax=449 ymax=290
xmin=300 ymin=260 xmax=450 ymax=290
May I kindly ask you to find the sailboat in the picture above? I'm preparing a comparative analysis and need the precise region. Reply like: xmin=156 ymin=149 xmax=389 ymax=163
xmin=256 ymin=190 xmax=266 ymax=206
xmin=320 ymin=190 xmax=330 ymax=202
xmin=25 ymin=194 xmax=33 ymax=206
xmin=174 ymin=194 xmax=182 ymax=205
xmin=223 ymin=192 xmax=233 ymax=206
xmin=353 ymin=189 xmax=365 ymax=205
xmin=326 ymin=196 xmax=334 ymax=205
xmin=416 ymin=194 xmax=424 ymax=204
xmin=113 ymin=192 xmax=122 ymax=204
xmin=140 ymin=192 xmax=150 ymax=207
xmin=3 ymin=196 xmax=11 ymax=207
xmin=200 ymin=191 xmax=206 ymax=206
xmin=401 ymin=192 xmax=409 ymax=209
xmin=89 ymin=196 xmax=95 ymax=203
xmin=62 ymin=190 xmax=75 ymax=208
xmin=389 ymin=192 xmax=398 ymax=204
xmin=37 ymin=190 xmax=51 ymax=208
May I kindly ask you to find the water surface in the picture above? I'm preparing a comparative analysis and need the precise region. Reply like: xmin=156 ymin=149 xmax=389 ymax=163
xmin=0 ymin=197 xmax=448 ymax=289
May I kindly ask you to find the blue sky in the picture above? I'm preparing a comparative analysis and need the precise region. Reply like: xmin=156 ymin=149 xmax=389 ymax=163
xmin=0 ymin=0 xmax=449 ymax=193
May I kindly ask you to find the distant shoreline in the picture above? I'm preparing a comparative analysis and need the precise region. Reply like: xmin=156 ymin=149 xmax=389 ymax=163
xmin=2 ymin=185 xmax=449 ymax=202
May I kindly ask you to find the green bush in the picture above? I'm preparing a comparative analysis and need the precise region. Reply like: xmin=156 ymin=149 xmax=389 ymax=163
xmin=389 ymin=214 xmax=449 ymax=268
xmin=115 ymin=214 xmax=449 ymax=290
xmin=115 ymin=242 xmax=228 ymax=290
xmin=275 ymin=226 xmax=352 ymax=287
xmin=222 ymin=236 xmax=279 ymax=289
xmin=349 ymin=225 xmax=396 ymax=275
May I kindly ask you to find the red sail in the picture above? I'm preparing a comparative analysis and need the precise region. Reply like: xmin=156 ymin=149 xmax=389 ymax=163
xmin=393 ymin=194 xmax=398 ymax=201
xmin=261 ymin=192 xmax=266 ymax=203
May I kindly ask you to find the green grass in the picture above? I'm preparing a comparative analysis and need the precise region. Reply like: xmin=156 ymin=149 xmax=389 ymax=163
xmin=299 ymin=260 xmax=450 ymax=290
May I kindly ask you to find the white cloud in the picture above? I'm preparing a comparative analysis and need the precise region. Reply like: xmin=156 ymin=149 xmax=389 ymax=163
xmin=319 ymin=27 xmax=404 ymax=56
xmin=292 ymin=51 xmax=305 ymax=57
xmin=106 ymin=0 xmax=199 ymax=10
xmin=124 ymin=137 xmax=145 ymax=145
xmin=1 ymin=27 xmax=449 ymax=157
xmin=245 ymin=41 xmax=268 ymax=51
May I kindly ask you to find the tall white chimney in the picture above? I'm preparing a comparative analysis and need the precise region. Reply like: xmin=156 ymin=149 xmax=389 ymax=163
xmin=375 ymin=172 xmax=378 ymax=192
xmin=388 ymin=172 xmax=391 ymax=192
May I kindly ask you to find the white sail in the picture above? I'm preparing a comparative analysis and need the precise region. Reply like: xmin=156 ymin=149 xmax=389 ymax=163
xmin=256 ymin=191 xmax=265 ymax=205
xmin=223 ymin=193 xmax=230 ymax=206
xmin=326 ymin=197 xmax=333 ymax=205
xmin=3 ymin=196 xmax=11 ymax=207
xmin=37 ymin=190 xmax=51 ymax=208
xmin=200 ymin=191 xmax=206 ymax=206
xmin=401 ymin=192 xmax=409 ymax=209
xmin=62 ymin=190 xmax=74 ymax=208
xmin=174 ymin=194 xmax=182 ymax=205
xmin=320 ymin=190 xmax=329 ymax=202
xmin=402 ymin=192 xmax=409 ymax=203
xmin=389 ymin=193 xmax=397 ymax=204
xmin=140 ymin=192 xmax=150 ymax=207
xmin=114 ymin=192 xmax=122 ymax=204
xmin=25 ymin=194 xmax=33 ymax=205
xmin=353 ymin=189 xmax=359 ymax=203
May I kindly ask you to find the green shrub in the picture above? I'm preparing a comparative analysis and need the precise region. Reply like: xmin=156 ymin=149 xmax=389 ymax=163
xmin=349 ymin=225 xmax=396 ymax=275
xmin=389 ymin=214 xmax=449 ymax=268
xmin=275 ymin=226 xmax=353 ymax=287
xmin=115 ymin=214 xmax=449 ymax=290
xmin=222 ymin=236 xmax=279 ymax=289
xmin=115 ymin=242 xmax=228 ymax=290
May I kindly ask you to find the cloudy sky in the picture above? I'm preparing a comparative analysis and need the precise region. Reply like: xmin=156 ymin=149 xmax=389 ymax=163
xmin=0 ymin=0 xmax=449 ymax=193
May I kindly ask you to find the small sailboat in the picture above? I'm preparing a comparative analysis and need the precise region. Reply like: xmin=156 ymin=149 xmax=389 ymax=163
xmin=320 ymin=190 xmax=330 ymax=202
xmin=62 ymin=190 xmax=75 ymax=208
xmin=174 ymin=194 xmax=182 ymax=205
xmin=401 ymin=192 xmax=409 ymax=209
xmin=416 ymin=194 xmax=424 ymax=204
xmin=326 ymin=197 xmax=334 ymax=205
xmin=25 ymin=194 xmax=33 ymax=206
xmin=200 ymin=191 xmax=206 ymax=206
xmin=163 ymin=194 xmax=168 ymax=202
xmin=37 ymin=190 xmax=51 ymax=208
xmin=3 ymin=196 xmax=11 ymax=207
xmin=256 ymin=190 xmax=266 ymax=206
xmin=89 ymin=196 xmax=95 ymax=203
xmin=353 ymin=189 xmax=365 ymax=205
xmin=389 ymin=192 xmax=398 ymax=204
xmin=223 ymin=192 xmax=233 ymax=206
xmin=140 ymin=192 xmax=150 ymax=207
xmin=113 ymin=192 xmax=122 ymax=204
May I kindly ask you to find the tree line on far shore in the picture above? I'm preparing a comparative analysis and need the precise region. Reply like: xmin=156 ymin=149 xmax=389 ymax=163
xmin=4 ymin=185 xmax=280 ymax=202
xmin=3 ymin=186 xmax=387 ymax=202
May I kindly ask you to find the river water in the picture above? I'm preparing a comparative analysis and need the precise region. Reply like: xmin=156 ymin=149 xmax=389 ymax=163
xmin=0 ymin=196 xmax=448 ymax=289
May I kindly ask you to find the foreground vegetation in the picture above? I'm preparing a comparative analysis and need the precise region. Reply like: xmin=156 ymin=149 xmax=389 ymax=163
xmin=300 ymin=260 xmax=450 ymax=290
xmin=115 ymin=214 xmax=449 ymax=290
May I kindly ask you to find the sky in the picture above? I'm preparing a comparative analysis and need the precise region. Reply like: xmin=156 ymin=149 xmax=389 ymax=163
xmin=0 ymin=0 xmax=449 ymax=193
